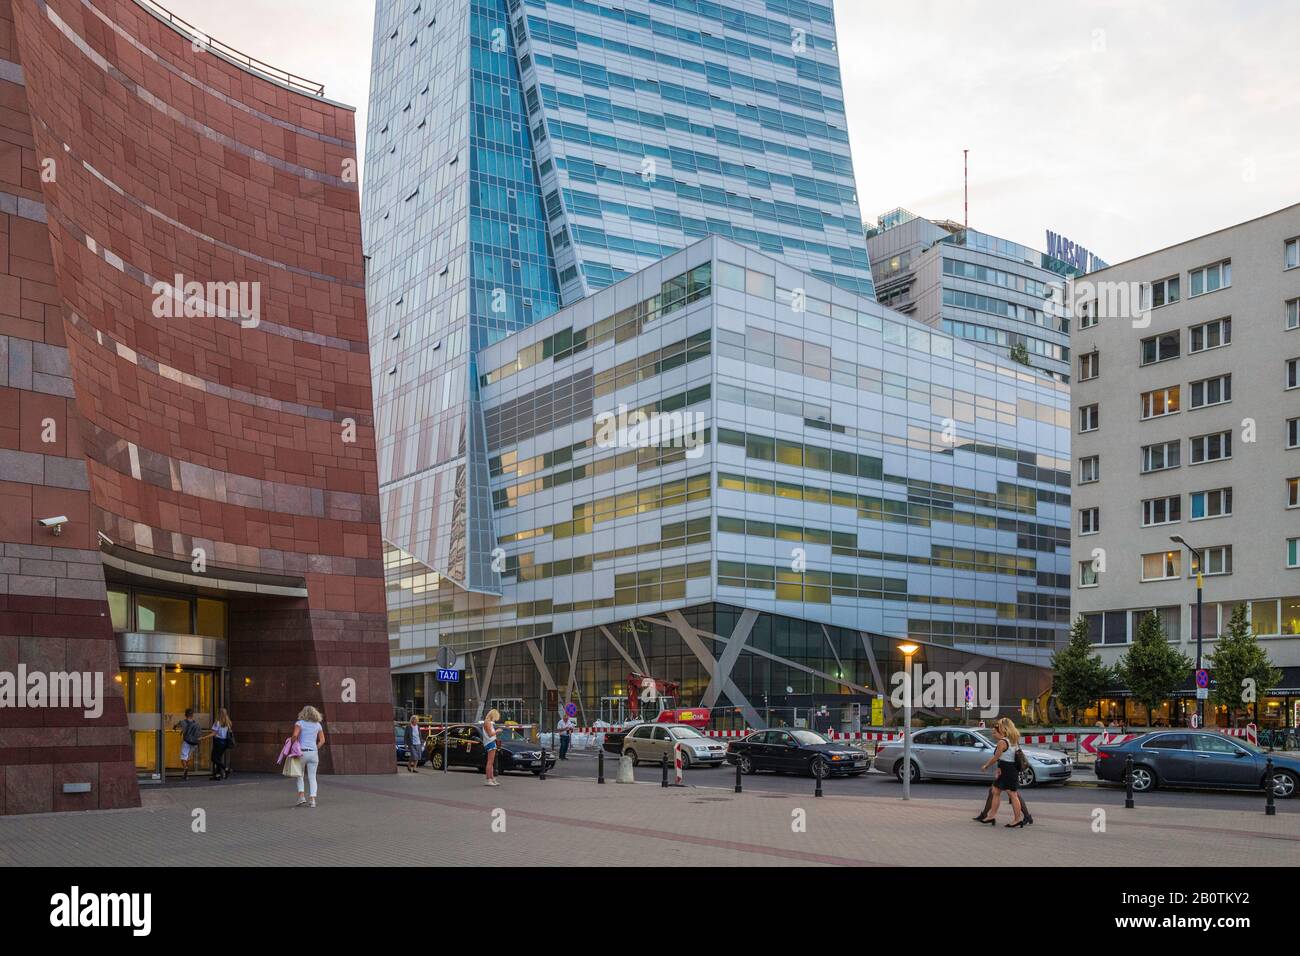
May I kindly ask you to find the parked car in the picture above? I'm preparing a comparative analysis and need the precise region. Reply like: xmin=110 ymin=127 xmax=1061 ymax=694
xmin=873 ymin=728 xmax=1072 ymax=787
xmin=1094 ymin=731 xmax=1299 ymax=798
xmin=427 ymin=723 xmax=557 ymax=775
xmin=725 ymin=728 xmax=869 ymax=778
xmin=619 ymin=723 xmax=727 ymax=768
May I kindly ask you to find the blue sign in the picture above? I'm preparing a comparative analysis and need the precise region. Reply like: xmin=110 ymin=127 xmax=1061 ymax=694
xmin=1045 ymin=229 xmax=1108 ymax=273
xmin=565 ymin=702 xmax=578 ymax=717
xmin=1195 ymin=669 xmax=1210 ymax=689
xmin=436 ymin=668 xmax=460 ymax=683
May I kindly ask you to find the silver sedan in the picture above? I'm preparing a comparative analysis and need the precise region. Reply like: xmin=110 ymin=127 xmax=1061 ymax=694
xmin=873 ymin=728 xmax=1073 ymax=787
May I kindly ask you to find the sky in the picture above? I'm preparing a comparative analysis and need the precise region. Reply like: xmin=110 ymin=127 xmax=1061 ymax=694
xmin=159 ymin=0 xmax=1299 ymax=266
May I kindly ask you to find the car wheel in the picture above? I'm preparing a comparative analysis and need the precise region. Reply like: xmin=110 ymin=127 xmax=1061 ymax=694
xmin=679 ymin=750 xmax=692 ymax=770
xmin=810 ymin=756 xmax=830 ymax=779
xmin=624 ymin=748 xmax=639 ymax=767
xmin=430 ymin=750 xmax=444 ymax=771
xmin=737 ymin=753 xmax=755 ymax=775
xmin=1129 ymin=765 xmax=1157 ymax=792
xmin=1018 ymin=765 xmax=1036 ymax=788
xmin=894 ymin=759 xmax=920 ymax=784
xmin=1269 ymin=769 xmax=1297 ymax=799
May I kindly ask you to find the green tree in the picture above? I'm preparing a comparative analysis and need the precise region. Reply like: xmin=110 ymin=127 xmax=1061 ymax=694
xmin=1009 ymin=341 xmax=1031 ymax=365
xmin=1115 ymin=612 xmax=1192 ymax=726
xmin=1051 ymin=616 xmax=1113 ymax=722
xmin=1207 ymin=604 xmax=1282 ymax=727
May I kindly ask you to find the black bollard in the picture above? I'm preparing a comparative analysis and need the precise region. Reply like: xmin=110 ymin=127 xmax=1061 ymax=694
xmin=661 ymin=755 xmax=669 ymax=788
xmin=734 ymin=759 xmax=742 ymax=794
xmin=1124 ymin=754 xmax=1134 ymax=809
xmin=442 ymin=728 xmax=449 ymax=774
xmin=539 ymin=738 xmax=547 ymax=781
xmin=814 ymin=768 xmax=823 ymax=798
xmin=597 ymin=747 xmax=605 ymax=785
xmin=1265 ymin=757 xmax=1276 ymax=816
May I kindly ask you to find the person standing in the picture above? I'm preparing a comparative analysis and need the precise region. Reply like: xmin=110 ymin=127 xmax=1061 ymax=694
xmin=291 ymin=706 xmax=326 ymax=807
xmin=483 ymin=708 xmax=501 ymax=787
xmin=404 ymin=715 xmax=423 ymax=773
xmin=974 ymin=717 xmax=1031 ymax=828
xmin=556 ymin=712 xmax=576 ymax=760
xmin=209 ymin=709 xmax=233 ymax=780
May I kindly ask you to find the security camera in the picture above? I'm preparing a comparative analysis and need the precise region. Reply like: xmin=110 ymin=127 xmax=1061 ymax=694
xmin=37 ymin=516 xmax=69 ymax=536
xmin=97 ymin=531 xmax=114 ymax=547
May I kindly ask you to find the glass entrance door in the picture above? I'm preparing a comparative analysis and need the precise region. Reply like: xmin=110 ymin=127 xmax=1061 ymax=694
xmin=121 ymin=666 xmax=218 ymax=779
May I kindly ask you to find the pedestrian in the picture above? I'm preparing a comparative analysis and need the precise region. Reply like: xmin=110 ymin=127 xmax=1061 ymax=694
xmin=291 ymin=706 xmax=326 ymax=808
xmin=404 ymin=715 xmax=423 ymax=773
xmin=483 ymin=708 xmax=501 ymax=787
xmin=209 ymin=708 xmax=233 ymax=780
xmin=172 ymin=708 xmax=206 ymax=781
xmin=556 ymin=711 xmax=576 ymax=760
xmin=973 ymin=717 xmax=1032 ymax=828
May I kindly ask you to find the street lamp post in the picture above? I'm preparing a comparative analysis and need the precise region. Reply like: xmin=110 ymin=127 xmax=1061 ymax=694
xmin=899 ymin=643 xmax=919 ymax=801
xmin=1170 ymin=535 xmax=1204 ymax=729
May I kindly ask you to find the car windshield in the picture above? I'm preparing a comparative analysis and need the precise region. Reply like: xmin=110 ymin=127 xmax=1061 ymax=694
xmin=791 ymin=730 xmax=829 ymax=745
xmin=670 ymin=726 xmax=704 ymax=739
xmin=497 ymin=727 xmax=526 ymax=742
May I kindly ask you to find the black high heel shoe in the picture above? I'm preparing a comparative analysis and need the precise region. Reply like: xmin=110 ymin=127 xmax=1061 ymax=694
xmin=972 ymin=816 xmax=996 ymax=825
xmin=1005 ymin=819 xmax=1028 ymax=828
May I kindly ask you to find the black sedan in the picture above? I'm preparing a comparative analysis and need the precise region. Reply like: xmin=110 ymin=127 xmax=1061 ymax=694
xmin=725 ymin=728 xmax=869 ymax=778
xmin=427 ymin=723 xmax=557 ymax=775
xmin=1095 ymin=731 xmax=1299 ymax=798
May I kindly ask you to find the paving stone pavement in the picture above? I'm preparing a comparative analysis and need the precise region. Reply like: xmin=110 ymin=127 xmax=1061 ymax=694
xmin=0 ymin=769 xmax=1296 ymax=867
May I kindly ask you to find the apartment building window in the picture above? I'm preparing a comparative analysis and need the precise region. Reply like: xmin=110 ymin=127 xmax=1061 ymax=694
xmin=1140 ymin=331 xmax=1180 ymax=365
xmin=1189 ymin=430 xmax=1231 ymax=463
xmin=1142 ymin=275 xmax=1180 ymax=309
xmin=1288 ymin=357 xmax=1299 ymax=390
xmin=1288 ymin=477 xmax=1299 ymax=508
xmin=1079 ymin=562 xmax=1099 ymax=587
xmin=1080 ymin=507 xmax=1100 ymax=535
xmin=1140 ymin=385 xmax=1180 ymax=419
xmin=1142 ymin=495 xmax=1181 ymax=526
xmin=1291 ymin=418 xmax=1300 ymax=449
xmin=1288 ymin=298 xmax=1299 ymax=331
xmin=1189 ymin=259 xmax=1231 ymax=296
xmin=1079 ymin=351 xmax=1099 ymax=380
xmin=1191 ymin=546 xmax=1232 ymax=577
xmin=1141 ymin=440 xmax=1181 ymax=473
xmin=1079 ymin=456 xmax=1100 ymax=483
xmin=1287 ymin=237 xmax=1299 ymax=270
xmin=1080 ymin=404 xmax=1099 ymax=432
xmin=1078 ymin=300 xmax=1098 ymax=330
xmin=1190 ymin=374 xmax=1231 ymax=408
xmin=1190 ymin=487 xmax=1232 ymax=520
xmin=1190 ymin=317 xmax=1231 ymax=352
xmin=1289 ymin=538 xmax=1300 ymax=569
xmin=1141 ymin=550 xmax=1181 ymax=581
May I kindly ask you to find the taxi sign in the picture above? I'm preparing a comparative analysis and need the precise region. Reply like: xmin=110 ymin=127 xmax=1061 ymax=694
xmin=436 ymin=668 xmax=460 ymax=683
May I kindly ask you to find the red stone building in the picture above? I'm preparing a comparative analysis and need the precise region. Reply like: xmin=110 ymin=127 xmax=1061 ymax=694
xmin=0 ymin=0 xmax=390 ymax=814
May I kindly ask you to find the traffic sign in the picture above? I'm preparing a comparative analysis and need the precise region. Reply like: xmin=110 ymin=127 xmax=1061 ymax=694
xmin=436 ymin=668 xmax=460 ymax=683
xmin=432 ymin=690 xmax=446 ymax=708
xmin=564 ymin=702 xmax=577 ymax=718
xmin=1196 ymin=687 xmax=1209 ymax=700
xmin=437 ymin=646 xmax=454 ymax=669
xmin=1195 ymin=668 xmax=1210 ymax=689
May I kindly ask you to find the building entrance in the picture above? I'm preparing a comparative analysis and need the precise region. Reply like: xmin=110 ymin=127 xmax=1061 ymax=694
xmin=122 ymin=666 xmax=220 ymax=779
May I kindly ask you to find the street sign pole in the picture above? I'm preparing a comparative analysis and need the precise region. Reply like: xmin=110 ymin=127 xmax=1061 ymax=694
xmin=1196 ymin=567 xmax=1204 ymax=729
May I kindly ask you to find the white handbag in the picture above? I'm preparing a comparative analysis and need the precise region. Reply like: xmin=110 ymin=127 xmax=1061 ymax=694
xmin=281 ymin=755 xmax=304 ymax=778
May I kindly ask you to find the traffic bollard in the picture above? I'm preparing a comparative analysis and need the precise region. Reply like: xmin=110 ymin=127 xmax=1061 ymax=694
xmin=442 ymin=730 xmax=449 ymax=774
xmin=814 ymin=768 xmax=823 ymax=798
xmin=734 ymin=759 xmax=742 ymax=794
xmin=673 ymin=742 xmax=683 ymax=786
xmin=597 ymin=747 xmax=605 ymax=784
xmin=661 ymin=755 xmax=669 ymax=788
xmin=539 ymin=740 xmax=547 ymax=781
xmin=1265 ymin=757 xmax=1276 ymax=816
xmin=1124 ymin=754 xmax=1134 ymax=809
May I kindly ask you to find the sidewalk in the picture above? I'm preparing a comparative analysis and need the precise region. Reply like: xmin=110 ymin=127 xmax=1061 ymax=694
xmin=0 ymin=769 xmax=1294 ymax=867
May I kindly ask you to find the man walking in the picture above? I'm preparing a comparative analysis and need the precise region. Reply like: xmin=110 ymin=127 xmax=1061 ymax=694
xmin=556 ymin=711 xmax=576 ymax=760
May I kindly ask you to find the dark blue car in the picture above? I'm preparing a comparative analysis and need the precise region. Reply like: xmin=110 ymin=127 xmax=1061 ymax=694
xmin=1095 ymin=731 xmax=1299 ymax=798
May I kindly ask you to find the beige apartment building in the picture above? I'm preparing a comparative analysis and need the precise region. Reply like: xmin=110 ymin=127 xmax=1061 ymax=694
xmin=1070 ymin=203 xmax=1300 ymax=728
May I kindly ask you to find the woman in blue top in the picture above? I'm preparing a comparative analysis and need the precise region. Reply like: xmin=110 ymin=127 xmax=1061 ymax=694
xmin=291 ymin=706 xmax=326 ymax=808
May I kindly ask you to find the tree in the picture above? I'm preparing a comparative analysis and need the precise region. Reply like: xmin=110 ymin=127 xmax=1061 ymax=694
xmin=1009 ymin=341 xmax=1031 ymax=365
xmin=1051 ymin=616 xmax=1113 ymax=723
xmin=1207 ymin=604 xmax=1282 ymax=727
xmin=1115 ymin=612 xmax=1192 ymax=726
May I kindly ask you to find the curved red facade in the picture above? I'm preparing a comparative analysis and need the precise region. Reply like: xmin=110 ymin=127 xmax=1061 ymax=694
xmin=1 ymin=0 xmax=390 ymax=812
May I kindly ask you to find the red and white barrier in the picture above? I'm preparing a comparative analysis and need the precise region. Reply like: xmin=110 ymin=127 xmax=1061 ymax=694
xmin=1222 ymin=724 xmax=1259 ymax=745
xmin=673 ymin=742 xmax=683 ymax=784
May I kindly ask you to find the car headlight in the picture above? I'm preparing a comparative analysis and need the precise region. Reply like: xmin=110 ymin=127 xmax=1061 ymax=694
xmin=1032 ymin=755 xmax=1058 ymax=764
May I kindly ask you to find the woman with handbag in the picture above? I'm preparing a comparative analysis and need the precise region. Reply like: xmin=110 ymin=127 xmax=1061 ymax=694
xmin=291 ymin=706 xmax=326 ymax=808
xmin=209 ymin=709 xmax=233 ymax=780
xmin=974 ymin=717 xmax=1031 ymax=828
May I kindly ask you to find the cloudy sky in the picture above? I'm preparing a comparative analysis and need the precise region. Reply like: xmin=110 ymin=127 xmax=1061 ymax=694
xmin=162 ymin=0 xmax=1298 ymax=265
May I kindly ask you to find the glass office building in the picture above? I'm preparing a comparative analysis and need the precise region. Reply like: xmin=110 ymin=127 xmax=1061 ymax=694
xmin=386 ymin=238 xmax=1071 ymax=724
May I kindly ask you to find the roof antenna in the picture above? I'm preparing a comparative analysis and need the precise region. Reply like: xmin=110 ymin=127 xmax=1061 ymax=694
xmin=963 ymin=148 xmax=969 ymax=229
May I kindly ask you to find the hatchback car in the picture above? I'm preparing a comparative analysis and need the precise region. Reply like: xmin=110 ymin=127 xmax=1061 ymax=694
xmin=428 ymin=724 xmax=556 ymax=775
xmin=619 ymin=723 xmax=727 ymax=768
xmin=1095 ymin=731 xmax=1299 ymax=798
xmin=873 ymin=728 xmax=1072 ymax=787
xmin=726 ymin=728 xmax=869 ymax=778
